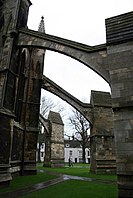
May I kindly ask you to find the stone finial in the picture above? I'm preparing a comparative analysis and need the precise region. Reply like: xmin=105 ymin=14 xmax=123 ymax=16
xmin=38 ymin=16 xmax=45 ymax=33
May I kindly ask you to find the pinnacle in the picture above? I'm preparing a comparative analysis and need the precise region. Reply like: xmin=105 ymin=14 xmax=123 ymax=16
xmin=38 ymin=16 xmax=45 ymax=33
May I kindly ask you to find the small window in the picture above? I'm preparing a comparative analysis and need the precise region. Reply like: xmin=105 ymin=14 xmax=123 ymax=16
xmin=41 ymin=143 xmax=45 ymax=149
xmin=78 ymin=150 xmax=82 ymax=156
xmin=41 ymin=152 xmax=44 ymax=157
xmin=66 ymin=144 xmax=70 ymax=148
xmin=69 ymin=150 xmax=72 ymax=156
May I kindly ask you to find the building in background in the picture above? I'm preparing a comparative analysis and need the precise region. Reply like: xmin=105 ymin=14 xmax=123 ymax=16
xmin=64 ymin=139 xmax=90 ymax=164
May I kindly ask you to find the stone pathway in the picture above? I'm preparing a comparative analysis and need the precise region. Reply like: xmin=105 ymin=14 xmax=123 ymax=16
xmin=0 ymin=171 xmax=116 ymax=198
xmin=62 ymin=174 xmax=116 ymax=184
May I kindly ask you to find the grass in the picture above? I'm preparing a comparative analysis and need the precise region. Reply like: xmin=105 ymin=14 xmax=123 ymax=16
xmin=0 ymin=163 xmax=118 ymax=198
xmin=38 ymin=163 xmax=117 ymax=181
xmin=21 ymin=179 xmax=118 ymax=198
xmin=0 ymin=172 xmax=57 ymax=194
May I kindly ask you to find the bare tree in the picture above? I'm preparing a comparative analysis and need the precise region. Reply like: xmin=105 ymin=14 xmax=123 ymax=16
xmin=68 ymin=108 xmax=90 ymax=163
xmin=40 ymin=96 xmax=65 ymax=118
xmin=40 ymin=96 xmax=56 ymax=118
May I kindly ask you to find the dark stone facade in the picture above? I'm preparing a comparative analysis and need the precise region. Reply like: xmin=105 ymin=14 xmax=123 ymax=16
xmin=0 ymin=0 xmax=43 ymax=185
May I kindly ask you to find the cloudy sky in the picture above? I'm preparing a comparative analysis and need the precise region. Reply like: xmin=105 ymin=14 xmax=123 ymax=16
xmin=28 ymin=1 xmax=133 ymax=133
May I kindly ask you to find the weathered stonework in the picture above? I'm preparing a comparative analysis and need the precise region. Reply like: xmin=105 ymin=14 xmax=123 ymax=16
xmin=44 ymin=111 xmax=64 ymax=167
xmin=0 ymin=0 xmax=32 ymax=186
xmin=40 ymin=86 xmax=115 ymax=173
xmin=0 ymin=1 xmax=133 ymax=196
xmin=0 ymin=0 xmax=44 ymax=185
xmin=90 ymin=91 xmax=116 ymax=174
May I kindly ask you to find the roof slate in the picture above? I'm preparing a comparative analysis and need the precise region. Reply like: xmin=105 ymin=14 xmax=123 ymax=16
xmin=48 ymin=111 xmax=64 ymax=125
xmin=64 ymin=140 xmax=90 ymax=148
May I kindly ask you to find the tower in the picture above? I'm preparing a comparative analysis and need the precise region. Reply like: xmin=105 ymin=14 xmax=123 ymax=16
xmin=44 ymin=111 xmax=64 ymax=167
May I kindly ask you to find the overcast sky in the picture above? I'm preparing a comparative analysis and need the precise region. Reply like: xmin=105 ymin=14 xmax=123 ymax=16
xmin=28 ymin=1 xmax=133 ymax=133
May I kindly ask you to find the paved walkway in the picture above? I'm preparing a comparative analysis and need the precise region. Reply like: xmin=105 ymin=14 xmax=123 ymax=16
xmin=63 ymin=174 xmax=116 ymax=184
xmin=0 ymin=171 xmax=116 ymax=198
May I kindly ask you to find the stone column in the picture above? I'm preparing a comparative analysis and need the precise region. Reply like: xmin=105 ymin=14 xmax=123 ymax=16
xmin=19 ymin=48 xmax=44 ymax=175
xmin=106 ymin=12 xmax=133 ymax=197
xmin=90 ymin=91 xmax=116 ymax=174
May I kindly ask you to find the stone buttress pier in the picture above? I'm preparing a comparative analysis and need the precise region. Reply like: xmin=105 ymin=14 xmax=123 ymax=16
xmin=90 ymin=91 xmax=116 ymax=174
xmin=106 ymin=12 xmax=133 ymax=197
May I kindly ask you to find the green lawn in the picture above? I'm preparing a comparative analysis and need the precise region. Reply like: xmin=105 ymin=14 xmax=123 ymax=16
xmin=0 ymin=164 xmax=118 ymax=198
xmin=0 ymin=172 xmax=57 ymax=194
xmin=38 ymin=163 xmax=117 ymax=181
xmin=21 ymin=179 xmax=118 ymax=198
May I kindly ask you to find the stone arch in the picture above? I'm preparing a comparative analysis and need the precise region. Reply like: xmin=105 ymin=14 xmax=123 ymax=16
xmin=18 ymin=31 xmax=111 ymax=126
xmin=41 ymin=78 xmax=115 ymax=173
xmin=1 ymin=0 xmax=133 ymax=194
xmin=18 ymin=29 xmax=110 ymax=84
xmin=18 ymin=38 xmax=114 ymax=173
xmin=41 ymin=76 xmax=93 ymax=124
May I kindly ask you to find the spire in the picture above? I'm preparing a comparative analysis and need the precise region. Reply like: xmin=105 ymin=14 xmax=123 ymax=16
xmin=38 ymin=16 xmax=45 ymax=33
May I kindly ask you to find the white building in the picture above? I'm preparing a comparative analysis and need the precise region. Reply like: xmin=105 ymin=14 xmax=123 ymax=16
xmin=64 ymin=140 xmax=90 ymax=164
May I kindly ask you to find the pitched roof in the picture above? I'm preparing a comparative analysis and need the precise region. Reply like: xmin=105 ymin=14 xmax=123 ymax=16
xmin=48 ymin=111 xmax=64 ymax=125
xmin=64 ymin=139 xmax=90 ymax=148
